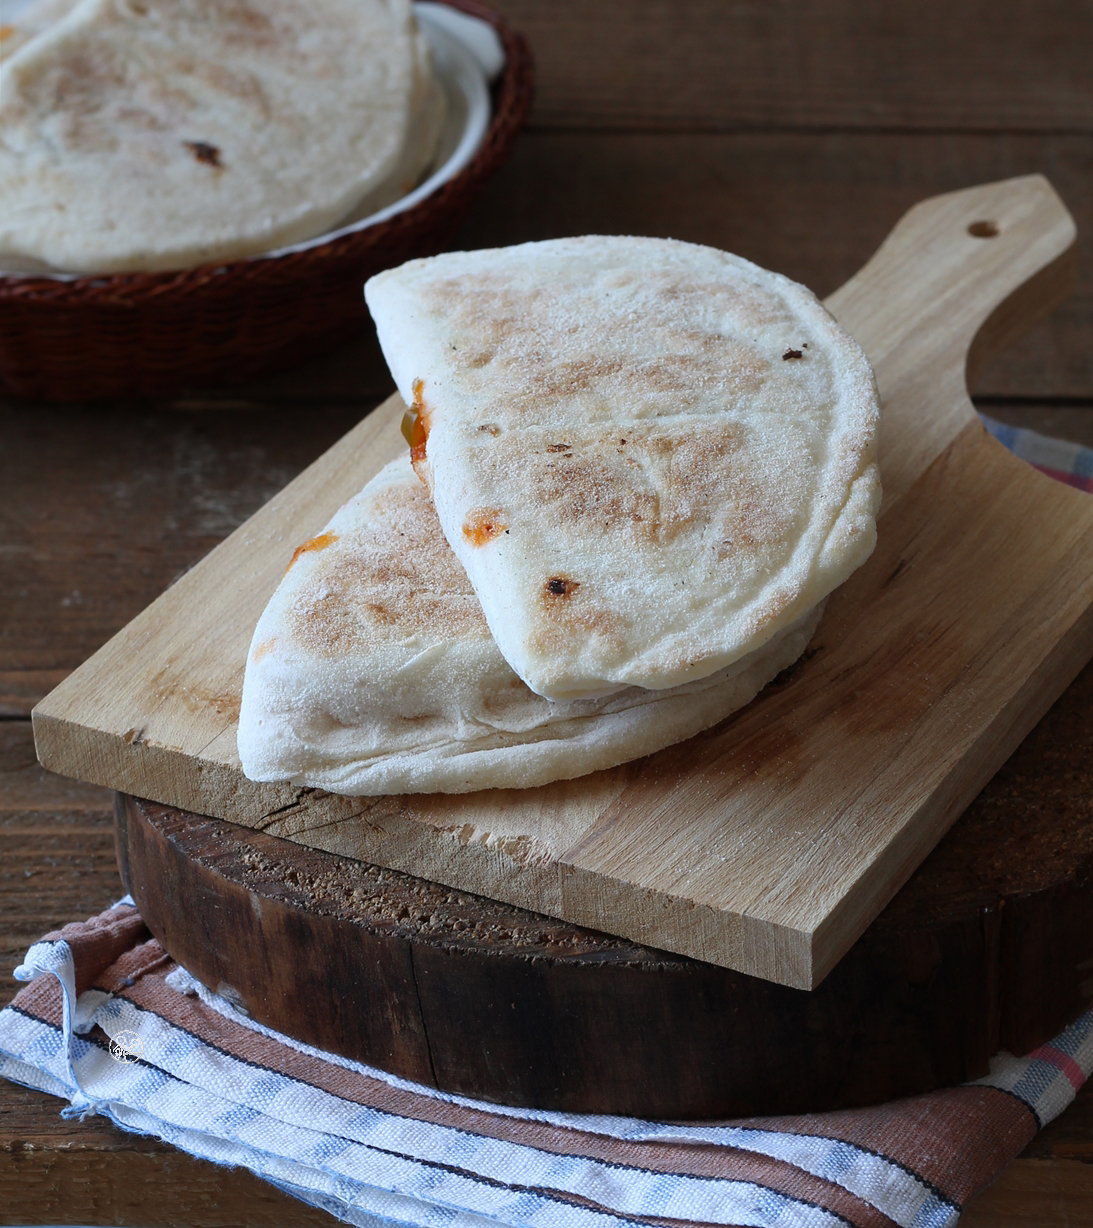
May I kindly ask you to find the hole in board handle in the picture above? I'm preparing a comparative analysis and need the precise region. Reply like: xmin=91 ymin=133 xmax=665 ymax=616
xmin=968 ymin=220 xmax=1000 ymax=238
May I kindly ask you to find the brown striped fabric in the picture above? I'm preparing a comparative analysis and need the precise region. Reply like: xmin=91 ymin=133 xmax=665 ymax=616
xmin=4 ymin=904 xmax=1088 ymax=1228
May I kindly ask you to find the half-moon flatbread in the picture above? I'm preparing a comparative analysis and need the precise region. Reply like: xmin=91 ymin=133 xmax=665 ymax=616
xmin=365 ymin=237 xmax=880 ymax=700
xmin=0 ymin=0 xmax=445 ymax=273
xmin=237 ymin=454 xmax=823 ymax=796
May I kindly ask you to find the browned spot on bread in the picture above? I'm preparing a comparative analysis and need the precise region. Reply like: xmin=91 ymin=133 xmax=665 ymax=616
xmin=286 ymin=531 xmax=337 ymax=572
xmin=545 ymin=443 xmax=571 ymax=453
xmin=363 ymin=601 xmax=397 ymax=625
xmin=285 ymin=482 xmax=489 ymax=659
xmin=531 ymin=595 xmax=628 ymax=658
xmin=545 ymin=576 xmax=578 ymax=598
xmin=537 ymin=576 xmax=628 ymax=638
xmin=413 ymin=272 xmax=770 ymax=421
xmin=462 ymin=508 xmax=506 ymax=547
xmin=782 ymin=347 xmax=803 ymax=360
xmin=532 ymin=441 xmax=663 ymax=540
xmin=478 ymin=423 xmax=500 ymax=436
xmin=184 ymin=140 xmax=222 ymax=167
xmin=473 ymin=418 xmax=801 ymax=573
xmin=251 ymin=637 xmax=277 ymax=663
xmin=524 ymin=356 xmax=627 ymax=399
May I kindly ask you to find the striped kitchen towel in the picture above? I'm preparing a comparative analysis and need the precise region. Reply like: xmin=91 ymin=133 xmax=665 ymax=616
xmin=980 ymin=413 xmax=1093 ymax=492
xmin=1 ymin=902 xmax=1090 ymax=1228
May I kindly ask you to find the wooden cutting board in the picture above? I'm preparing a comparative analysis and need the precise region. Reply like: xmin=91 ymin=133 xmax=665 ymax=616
xmin=33 ymin=176 xmax=1093 ymax=991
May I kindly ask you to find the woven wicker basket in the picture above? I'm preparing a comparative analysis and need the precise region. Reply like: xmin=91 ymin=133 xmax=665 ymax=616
xmin=0 ymin=0 xmax=533 ymax=402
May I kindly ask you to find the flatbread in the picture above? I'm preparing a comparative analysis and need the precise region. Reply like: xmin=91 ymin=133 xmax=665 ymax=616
xmin=365 ymin=237 xmax=881 ymax=699
xmin=0 ymin=0 xmax=445 ymax=273
xmin=237 ymin=454 xmax=823 ymax=796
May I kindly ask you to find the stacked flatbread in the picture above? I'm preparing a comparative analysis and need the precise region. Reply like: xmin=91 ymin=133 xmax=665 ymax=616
xmin=0 ymin=0 xmax=445 ymax=273
xmin=239 ymin=237 xmax=882 ymax=795
xmin=237 ymin=453 xmax=825 ymax=795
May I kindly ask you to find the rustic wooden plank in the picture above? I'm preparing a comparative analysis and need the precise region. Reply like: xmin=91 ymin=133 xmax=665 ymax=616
xmin=174 ymin=327 xmax=394 ymax=406
xmin=31 ymin=178 xmax=1091 ymax=989
xmin=0 ymin=401 xmax=374 ymax=715
xmin=960 ymin=1156 xmax=1093 ymax=1227
xmin=0 ymin=723 xmax=116 ymax=1011
xmin=0 ymin=720 xmax=111 ymax=815
xmin=488 ymin=0 xmax=1093 ymax=133
xmin=0 ymin=1083 xmax=340 ymax=1228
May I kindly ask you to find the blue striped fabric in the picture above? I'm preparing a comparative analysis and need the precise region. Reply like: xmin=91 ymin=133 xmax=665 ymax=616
xmin=979 ymin=414 xmax=1093 ymax=489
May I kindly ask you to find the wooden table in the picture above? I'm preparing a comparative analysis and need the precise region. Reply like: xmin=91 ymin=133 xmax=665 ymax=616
xmin=3 ymin=2 xmax=1093 ymax=1222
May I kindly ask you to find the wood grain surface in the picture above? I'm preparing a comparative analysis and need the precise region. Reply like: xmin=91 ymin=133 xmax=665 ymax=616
xmin=485 ymin=1 xmax=1093 ymax=133
xmin=32 ymin=175 xmax=1093 ymax=991
xmin=115 ymin=762 xmax=1093 ymax=1117
xmin=5 ymin=0 xmax=1093 ymax=1220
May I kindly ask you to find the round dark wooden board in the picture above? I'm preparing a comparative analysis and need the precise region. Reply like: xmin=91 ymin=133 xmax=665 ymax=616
xmin=115 ymin=666 xmax=1093 ymax=1119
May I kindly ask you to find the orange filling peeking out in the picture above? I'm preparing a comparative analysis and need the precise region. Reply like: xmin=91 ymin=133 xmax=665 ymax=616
xmin=406 ymin=378 xmax=431 ymax=473
xmin=462 ymin=508 xmax=506 ymax=547
xmin=286 ymin=532 xmax=337 ymax=572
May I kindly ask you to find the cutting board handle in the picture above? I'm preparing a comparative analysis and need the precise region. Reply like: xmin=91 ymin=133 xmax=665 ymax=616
xmin=825 ymin=174 xmax=1076 ymax=506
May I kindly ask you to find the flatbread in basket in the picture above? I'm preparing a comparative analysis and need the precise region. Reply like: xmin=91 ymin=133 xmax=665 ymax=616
xmin=0 ymin=0 xmax=445 ymax=273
